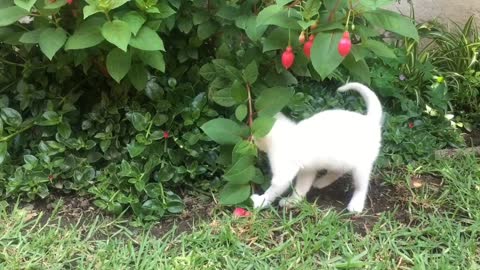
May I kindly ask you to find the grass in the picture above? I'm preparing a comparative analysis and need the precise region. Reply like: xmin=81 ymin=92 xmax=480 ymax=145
xmin=1 ymin=154 xmax=479 ymax=269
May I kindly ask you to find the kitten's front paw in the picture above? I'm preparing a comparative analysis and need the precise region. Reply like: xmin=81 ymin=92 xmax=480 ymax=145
xmin=250 ymin=194 xmax=269 ymax=209
xmin=278 ymin=197 xmax=301 ymax=208
xmin=347 ymin=201 xmax=364 ymax=213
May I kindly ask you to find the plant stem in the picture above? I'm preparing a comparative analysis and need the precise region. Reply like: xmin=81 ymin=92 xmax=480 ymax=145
xmin=246 ymin=83 xmax=253 ymax=127
xmin=0 ymin=124 xmax=35 ymax=142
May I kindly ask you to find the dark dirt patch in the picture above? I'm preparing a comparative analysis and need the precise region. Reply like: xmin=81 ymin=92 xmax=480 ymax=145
xmin=463 ymin=129 xmax=480 ymax=147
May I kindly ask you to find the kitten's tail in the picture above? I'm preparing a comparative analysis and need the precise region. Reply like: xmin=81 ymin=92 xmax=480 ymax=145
xmin=337 ymin=82 xmax=383 ymax=124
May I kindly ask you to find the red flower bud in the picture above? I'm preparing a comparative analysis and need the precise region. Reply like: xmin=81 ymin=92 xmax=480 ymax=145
xmin=303 ymin=35 xmax=314 ymax=59
xmin=298 ymin=31 xmax=306 ymax=44
xmin=233 ymin=207 xmax=251 ymax=217
xmin=163 ymin=131 xmax=169 ymax=139
xmin=67 ymin=0 xmax=73 ymax=4
xmin=408 ymin=122 xmax=414 ymax=129
xmin=281 ymin=46 xmax=295 ymax=70
xmin=338 ymin=31 xmax=352 ymax=57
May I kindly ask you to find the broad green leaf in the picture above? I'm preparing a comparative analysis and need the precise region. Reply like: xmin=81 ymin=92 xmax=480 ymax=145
xmin=224 ymin=156 xmax=255 ymax=184
xmin=128 ymin=64 xmax=148 ymax=91
xmin=197 ymin=20 xmax=217 ymax=40
xmin=14 ymin=0 xmax=36 ymax=11
xmin=200 ymin=118 xmax=245 ymax=145
xmin=122 ymin=11 xmax=146 ymax=35
xmin=101 ymin=20 xmax=131 ymax=51
xmin=106 ymin=48 xmax=131 ymax=83
xmin=199 ymin=63 xmax=216 ymax=81
xmin=262 ymin=27 xmax=299 ymax=52
xmin=83 ymin=5 xmax=101 ymax=19
xmin=155 ymin=2 xmax=176 ymax=19
xmin=231 ymin=80 xmax=247 ymax=102
xmin=138 ymin=51 xmax=165 ymax=72
xmin=243 ymin=61 xmax=258 ymax=84
xmin=39 ymin=28 xmax=67 ymax=60
xmin=252 ymin=116 xmax=275 ymax=138
xmin=302 ymin=0 xmax=321 ymax=20
xmin=256 ymin=4 xmax=282 ymax=26
xmin=311 ymin=31 xmax=344 ymax=79
xmin=23 ymin=154 xmax=38 ymax=169
xmin=127 ymin=140 xmax=145 ymax=157
xmin=65 ymin=18 xmax=105 ymax=50
xmin=0 ymin=142 xmax=7 ymax=164
xmin=126 ymin=112 xmax=148 ymax=131
xmin=232 ymin=140 xmax=257 ymax=163
xmin=129 ymin=26 xmax=164 ymax=51
xmin=251 ymin=168 xmax=265 ymax=184
xmin=0 ymin=6 xmax=29 ymax=27
xmin=44 ymin=0 xmax=66 ymax=9
xmin=19 ymin=28 xmax=46 ymax=44
xmin=364 ymin=9 xmax=419 ymax=41
xmin=358 ymin=0 xmax=395 ymax=10
xmin=235 ymin=104 xmax=248 ymax=121
xmin=255 ymin=87 xmax=294 ymax=116
xmin=245 ymin=15 xmax=267 ymax=42
xmin=37 ymin=111 xmax=61 ymax=126
xmin=212 ymin=88 xmax=236 ymax=107
xmin=342 ymin=55 xmax=371 ymax=84
xmin=58 ymin=121 xmax=71 ymax=138
xmin=219 ymin=182 xmax=250 ymax=205
xmin=363 ymin=39 xmax=396 ymax=58
xmin=1 ymin=107 xmax=22 ymax=127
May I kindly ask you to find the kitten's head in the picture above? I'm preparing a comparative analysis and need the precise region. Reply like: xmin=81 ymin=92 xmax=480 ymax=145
xmin=253 ymin=112 xmax=295 ymax=152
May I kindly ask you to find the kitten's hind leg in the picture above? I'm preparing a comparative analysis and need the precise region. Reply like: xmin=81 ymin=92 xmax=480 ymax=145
xmin=347 ymin=165 xmax=372 ymax=213
xmin=251 ymin=165 xmax=299 ymax=209
xmin=312 ymin=170 xmax=344 ymax=189
xmin=279 ymin=170 xmax=317 ymax=208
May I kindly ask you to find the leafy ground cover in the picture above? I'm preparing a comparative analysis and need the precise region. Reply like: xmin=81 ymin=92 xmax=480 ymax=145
xmin=1 ymin=153 xmax=479 ymax=269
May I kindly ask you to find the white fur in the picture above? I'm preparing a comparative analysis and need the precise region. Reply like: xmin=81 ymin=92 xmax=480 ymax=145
xmin=251 ymin=82 xmax=383 ymax=213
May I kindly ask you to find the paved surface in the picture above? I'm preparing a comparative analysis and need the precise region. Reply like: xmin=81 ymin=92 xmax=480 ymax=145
xmin=388 ymin=0 xmax=480 ymax=26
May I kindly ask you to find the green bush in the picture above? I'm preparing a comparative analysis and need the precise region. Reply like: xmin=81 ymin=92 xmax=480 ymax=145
xmin=0 ymin=0 xmax=464 ymax=218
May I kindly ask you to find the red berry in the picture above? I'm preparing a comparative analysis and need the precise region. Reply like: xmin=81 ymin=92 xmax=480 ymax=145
xmin=298 ymin=31 xmax=305 ymax=44
xmin=281 ymin=46 xmax=295 ymax=70
xmin=163 ymin=131 xmax=169 ymax=139
xmin=67 ymin=0 xmax=73 ymax=4
xmin=338 ymin=31 xmax=352 ymax=57
xmin=311 ymin=21 xmax=318 ymax=30
xmin=408 ymin=122 xmax=414 ymax=129
xmin=233 ymin=207 xmax=251 ymax=217
xmin=303 ymin=35 xmax=314 ymax=59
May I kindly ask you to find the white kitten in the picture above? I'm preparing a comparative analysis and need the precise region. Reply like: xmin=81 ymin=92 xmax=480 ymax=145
xmin=251 ymin=82 xmax=383 ymax=213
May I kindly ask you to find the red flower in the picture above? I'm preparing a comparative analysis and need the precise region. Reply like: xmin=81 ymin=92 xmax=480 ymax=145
xmin=408 ymin=122 xmax=414 ymax=129
xmin=303 ymin=35 xmax=314 ymax=59
xmin=233 ymin=207 xmax=251 ymax=217
xmin=67 ymin=0 xmax=73 ymax=4
xmin=338 ymin=31 xmax=352 ymax=57
xmin=281 ymin=46 xmax=295 ymax=70
xmin=163 ymin=131 xmax=169 ymax=139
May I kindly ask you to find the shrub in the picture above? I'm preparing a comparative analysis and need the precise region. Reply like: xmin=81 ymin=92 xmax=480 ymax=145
xmin=0 ymin=0 xmax=440 ymax=217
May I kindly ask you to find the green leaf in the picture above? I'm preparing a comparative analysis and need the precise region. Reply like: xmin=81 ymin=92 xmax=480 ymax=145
xmin=128 ymin=64 xmax=148 ymax=91
xmin=58 ymin=121 xmax=71 ymax=139
xmin=0 ymin=6 xmax=29 ymax=26
xmin=83 ymin=5 xmax=101 ymax=19
xmin=199 ymin=63 xmax=216 ymax=81
xmin=363 ymin=39 xmax=396 ymax=58
xmin=262 ymin=27 xmax=299 ymax=52
xmin=106 ymin=48 xmax=131 ymax=83
xmin=127 ymin=140 xmax=146 ymax=158
xmin=37 ymin=111 xmax=61 ymax=126
xmin=252 ymin=116 xmax=275 ymax=138
xmin=39 ymin=28 xmax=67 ymax=60
xmin=231 ymin=80 xmax=247 ymax=102
xmin=126 ymin=112 xmax=148 ymax=131
xmin=19 ymin=28 xmax=46 ymax=44
xmin=65 ymin=18 xmax=105 ymax=50
xmin=311 ymin=31 xmax=344 ymax=79
xmin=23 ymin=154 xmax=38 ymax=170
xmin=212 ymin=88 xmax=236 ymax=107
xmin=200 ymin=118 xmax=245 ymax=145
xmin=219 ymin=182 xmax=250 ymax=205
xmin=44 ymin=0 xmax=66 ymax=9
xmin=101 ymin=20 xmax=131 ymax=52
xmin=302 ymin=0 xmax=321 ymax=20
xmin=342 ymin=55 xmax=371 ymax=85
xmin=138 ymin=51 xmax=165 ymax=72
xmin=364 ymin=9 xmax=419 ymax=41
xmin=358 ymin=0 xmax=395 ymax=10
xmin=129 ymin=26 xmax=164 ymax=51
xmin=155 ymin=2 xmax=176 ymax=19
xmin=14 ymin=0 xmax=37 ymax=11
xmin=122 ymin=11 xmax=146 ymax=35
xmin=255 ymin=87 xmax=294 ymax=116
xmin=245 ymin=16 xmax=267 ymax=42
xmin=197 ymin=20 xmax=217 ymax=40
xmin=224 ymin=156 xmax=255 ymax=184
xmin=232 ymin=140 xmax=257 ymax=163
xmin=243 ymin=61 xmax=258 ymax=84
xmin=0 ymin=142 xmax=7 ymax=164
xmin=1 ymin=108 xmax=22 ymax=127
xmin=257 ymin=5 xmax=300 ymax=29
xmin=235 ymin=104 xmax=248 ymax=121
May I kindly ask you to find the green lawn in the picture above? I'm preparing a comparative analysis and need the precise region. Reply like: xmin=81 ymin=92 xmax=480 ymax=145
xmin=1 ymin=154 xmax=479 ymax=269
